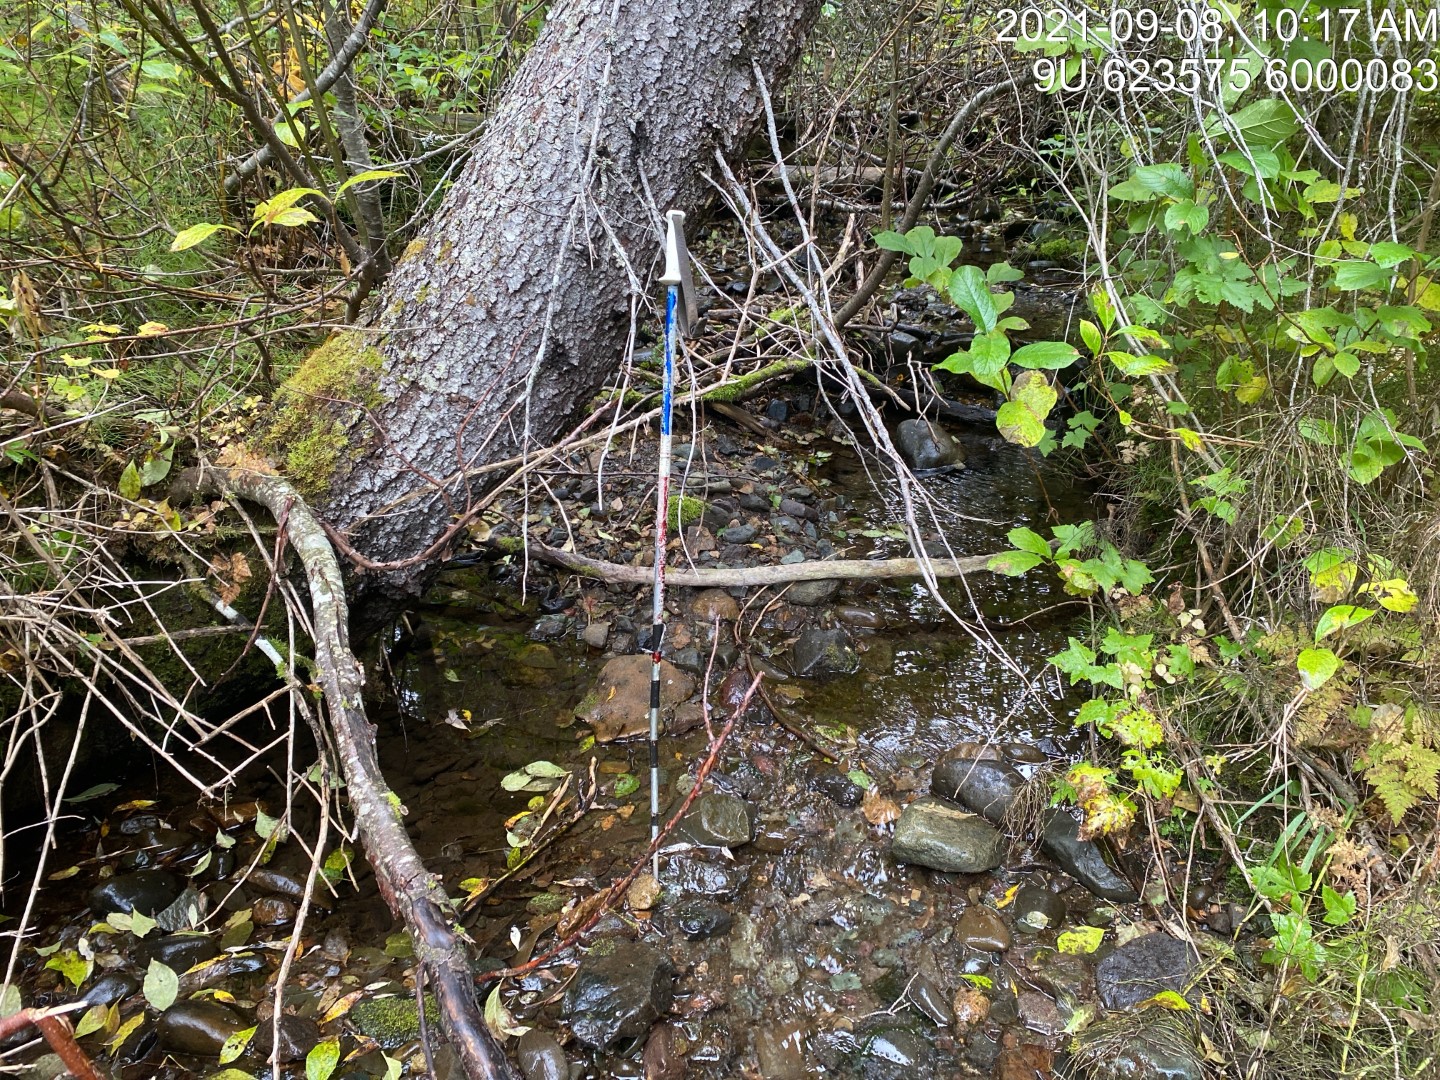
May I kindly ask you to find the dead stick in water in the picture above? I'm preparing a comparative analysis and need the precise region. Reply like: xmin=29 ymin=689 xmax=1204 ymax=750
xmin=0 ymin=1007 xmax=103 ymax=1080
xmin=172 ymin=466 xmax=517 ymax=1080
xmin=527 ymin=541 xmax=996 ymax=587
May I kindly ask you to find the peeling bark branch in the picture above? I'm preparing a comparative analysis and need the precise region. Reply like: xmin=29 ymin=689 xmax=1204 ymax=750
xmin=171 ymin=466 xmax=517 ymax=1080
xmin=526 ymin=540 xmax=998 ymax=586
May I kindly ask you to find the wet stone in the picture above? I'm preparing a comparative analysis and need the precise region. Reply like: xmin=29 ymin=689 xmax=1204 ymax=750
xmin=1012 ymin=884 xmax=1067 ymax=934
xmin=582 ymin=621 xmax=610 ymax=649
xmin=88 ymin=870 xmax=182 ymax=916
xmin=835 ymin=605 xmax=884 ymax=629
xmin=348 ymin=994 xmax=440 ymax=1049
xmin=1077 ymin=1015 xmax=1204 ymax=1080
xmin=791 ymin=628 xmax=859 ymax=676
xmin=563 ymin=941 xmax=674 ymax=1050
xmin=956 ymin=905 xmax=1011 ymax=952
xmin=1041 ymin=810 xmax=1138 ymax=901
xmin=253 ymin=896 xmax=297 ymax=926
xmin=678 ymin=793 xmax=754 ymax=848
xmin=156 ymin=1001 xmax=247 ymax=1056
xmin=141 ymin=934 xmax=219 ymax=972
xmin=904 ymin=973 xmax=953 ymax=1025
xmin=643 ymin=1023 xmax=685 ymax=1080
xmin=79 ymin=972 xmax=139 ymax=1008
xmin=930 ymin=755 xmax=1025 ymax=824
xmin=896 ymin=418 xmax=965 ymax=472
xmin=663 ymin=852 xmax=746 ymax=899
xmin=754 ymin=1022 xmax=808 ymax=1080
xmin=858 ymin=1023 xmax=934 ymax=1080
xmin=810 ymin=770 xmax=865 ymax=809
xmin=1096 ymin=933 xmax=1195 ymax=1011
xmin=254 ymin=1015 xmax=321 ymax=1063
xmin=1017 ymin=990 xmax=1063 ymax=1035
xmin=691 ymin=588 xmax=740 ymax=622
xmin=719 ymin=523 xmax=757 ymax=544
xmin=576 ymin=654 xmax=695 ymax=742
xmin=890 ymin=797 xmax=1004 ymax=873
xmin=671 ymin=900 xmax=733 ymax=940
xmin=246 ymin=867 xmax=306 ymax=900
xmin=516 ymin=1029 xmax=569 ymax=1080
xmin=786 ymin=579 xmax=840 ymax=606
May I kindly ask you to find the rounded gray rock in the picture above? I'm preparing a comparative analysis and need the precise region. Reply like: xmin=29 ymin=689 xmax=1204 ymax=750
xmin=890 ymin=796 xmax=1004 ymax=873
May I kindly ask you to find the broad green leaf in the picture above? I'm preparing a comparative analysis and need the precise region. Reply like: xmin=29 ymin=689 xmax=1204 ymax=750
xmin=1368 ymin=242 xmax=1414 ymax=269
xmin=1321 ymin=884 xmax=1357 ymax=926
xmin=947 ymin=266 xmax=998 ymax=333
xmin=1219 ymin=99 xmax=1299 ymax=147
xmin=1218 ymin=148 xmax=1280 ymax=178
xmin=996 ymin=371 xmax=1057 ymax=448
xmin=847 ymin=770 xmax=871 ymax=790
xmin=74 ymin=1002 xmax=108 ymax=1038
xmin=1057 ymin=926 xmax=1104 ymax=954
xmin=873 ymin=230 xmax=914 ymax=254
xmin=988 ymin=550 xmax=1045 ymax=576
xmin=219 ymin=1026 xmax=256 ymax=1064
xmin=253 ymin=187 xmax=321 ymax=223
xmin=1333 ymin=261 xmax=1391 ymax=291
xmin=1133 ymin=163 xmax=1193 ymax=200
xmin=66 ymin=782 xmax=119 ymax=802
xmin=1107 ymin=177 xmax=1157 ymax=202
xmin=986 ymin=261 xmax=1024 ymax=284
xmin=306 ymin=1036 xmax=341 ymax=1080
xmin=1357 ymin=577 xmax=1417 ymax=613
xmin=264 ymin=207 xmax=320 ymax=229
xmin=118 ymin=462 xmax=142 ymax=500
xmin=170 ymin=222 xmax=240 ymax=252
xmin=1297 ymin=647 xmax=1340 ymax=691
xmin=524 ymin=761 xmax=568 ymax=778
xmin=0 ymin=985 xmax=20 ymax=1019
xmin=1141 ymin=990 xmax=1192 ymax=1011
xmin=1079 ymin=320 xmax=1102 ymax=355
xmin=45 ymin=950 xmax=91 ymax=989
xmin=1107 ymin=351 xmax=1174 ymax=377
xmin=613 ymin=773 xmax=639 ymax=797
xmin=1297 ymin=418 xmax=1338 ymax=445
xmin=1315 ymin=605 xmax=1375 ymax=641
xmin=336 ymin=169 xmax=402 ymax=196
xmin=139 ymin=446 xmax=174 ymax=487
xmin=143 ymin=959 xmax=179 ymax=1011
xmin=1173 ymin=428 xmax=1204 ymax=452
xmin=1011 ymin=341 xmax=1079 ymax=370
xmin=1006 ymin=527 xmax=1052 ymax=558
xmin=1163 ymin=199 xmax=1208 ymax=234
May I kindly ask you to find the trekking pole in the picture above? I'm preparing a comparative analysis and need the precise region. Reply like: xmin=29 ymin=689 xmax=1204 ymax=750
xmin=649 ymin=209 xmax=696 ymax=876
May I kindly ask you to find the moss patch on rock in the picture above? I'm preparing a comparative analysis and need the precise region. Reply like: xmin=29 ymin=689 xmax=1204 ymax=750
xmin=260 ymin=331 xmax=385 ymax=499
xmin=348 ymin=993 xmax=441 ymax=1049
xmin=667 ymin=495 xmax=705 ymax=530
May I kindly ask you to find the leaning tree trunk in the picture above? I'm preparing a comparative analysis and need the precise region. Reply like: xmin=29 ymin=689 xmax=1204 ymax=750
xmin=273 ymin=0 xmax=819 ymax=593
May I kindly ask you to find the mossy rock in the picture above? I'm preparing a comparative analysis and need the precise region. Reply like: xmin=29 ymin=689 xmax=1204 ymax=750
xmin=667 ymin=495 xmax=705 ymax=530
xmin=348 ymin=993 xmax=442 ymax=1049
xmin=260 ymin=330 xmax=385 ymax=499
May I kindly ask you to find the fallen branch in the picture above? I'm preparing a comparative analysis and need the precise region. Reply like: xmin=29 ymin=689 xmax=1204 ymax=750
xmin=528 ymin=541 xmax=996 ymax=586
xmin=0 ymin=1006 xmax=103 ymax=1080
xmin=172 ymin=467 xmax=516 ymax=1080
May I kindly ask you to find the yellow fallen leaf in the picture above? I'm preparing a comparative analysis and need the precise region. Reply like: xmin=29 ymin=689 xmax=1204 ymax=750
xmin=1140 ymin=990 xmax=1191 ymax=1011
xmin=137 ymin=322 xmax=168 ymax=336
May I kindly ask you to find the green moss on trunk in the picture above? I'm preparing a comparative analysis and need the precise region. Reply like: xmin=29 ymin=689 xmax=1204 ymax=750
xmin=261 ymin=331 xmax=385 ymax=499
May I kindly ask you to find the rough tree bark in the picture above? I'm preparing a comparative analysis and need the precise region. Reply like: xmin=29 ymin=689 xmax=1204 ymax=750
xmin=275 ymin=0 xmax=820 ymax=593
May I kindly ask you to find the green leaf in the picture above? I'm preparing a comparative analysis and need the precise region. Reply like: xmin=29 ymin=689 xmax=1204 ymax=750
xmin=986 ymin=261 xmax=1024 ymax=284
xmin=1173 ymin=428 xmax=1204 ymax=453
xmin=253 ymin=187 xmax=322 ymax=224
xmin=1079 ymin=320 xmax=1102 ymax=355
xmin=219 ymin=1026 xmax=257 ymax=1065
xmin=45 ymin=950 xmax=92 ymax=989
xmin=74 ymin=1002 xmax=108 ymax=1038
xmin=1297 ymin=417 xmax=1338 ymax=445
xmin=996 ymin=371 xmax=1057 ymax=448
xmin=1219 ymin=99 xmax=1299 ymax=147
xmin=847 ymin=770 xmax=872 ymax=790
xmin=264 ymin=207 xmax=320 ymax=229
xmin=1107 ymin=177 xmax=1157 ymax=202
xmin=524 ymin=760 xmax=568 ymax=778
xmin=66 ymin=782 xmax=119 ymax=802
xmin=335 ymin=168 xmax=402 ymax=196
xmin=169 ymin=222 xmax=240 ymax=252
xmin=947 ymin=266 xmax=998 ymax=333
xmin=306 ymin=1036 xmax=341 ymax=1080
xmin=143 ymin=960 xmax=178 ymax=1011
xmin=139 ymin=445 xmax=174 ymax=487
xmin=1333 ymin=261 xmax=1392 ymax=291
xmin=1057 ymin=926 xmax=1105 ymax=954
xmin=1133 ymin=164 xmax=1193 ymax=199
xmin=1011 ymin=341 xmax=1079 ymax=370
xmin=118 ymin=461 xmax=142 ymax=500
xmin=613 ymin=773 xmax=639 ymax=797
xmin=1314 ymin=605 xmax=1375 ymax=642
xmin=1107 ymin=351 xmax=1174 ymax=377
xmin=1163 ymin=199 xmax=1208 ymax=234
xmin=873 ymin=230 xmax=914 ymax=254
xmin=1006 ymin=527 xmax=1053 ymax=558
xmin=1368 ymin=242 xmax=1414 ymax=269
xmin=1218 ymin=148 xmax=1280 ymax=178
xmin=988 ymin=550 xmax=1045 ymax=576
xmin=1321 ymin=884 xmax=1357 ymax=926
xmin=1297 ymin=647 xmax=1341 ymax=691
xmin=0 ymin=985 xmax=20 ymax=1019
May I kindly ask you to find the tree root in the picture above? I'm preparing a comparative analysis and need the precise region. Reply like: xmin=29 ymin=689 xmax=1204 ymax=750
xmin=527 ymin=540 xmax=998 ymax=587
xmin=172 ymin=466 xmax=517 ymax=1080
